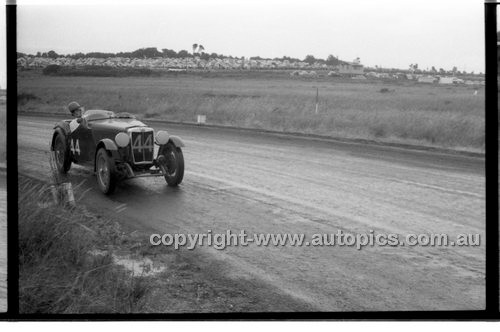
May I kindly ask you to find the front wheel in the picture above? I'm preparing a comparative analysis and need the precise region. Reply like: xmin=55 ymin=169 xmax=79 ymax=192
xmin=160 ymin=143 xmax=184 ymax=187
xmin=95 ymin=148 xmax=117 ymax=195
xmin=53 ymin=133 xmax=71 ymax=173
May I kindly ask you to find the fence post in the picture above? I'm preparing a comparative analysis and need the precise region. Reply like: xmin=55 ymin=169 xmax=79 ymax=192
xmin=315 ymin=87 xmax=319 ymax=114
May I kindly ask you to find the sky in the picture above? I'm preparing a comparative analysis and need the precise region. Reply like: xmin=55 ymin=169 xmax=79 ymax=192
xmin=16 ymin=0 xmax=486 ymax=73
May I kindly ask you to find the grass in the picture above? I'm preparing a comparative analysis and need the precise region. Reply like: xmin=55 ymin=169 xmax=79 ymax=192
xmin=18 ymin=176 xmax=150 ymax=313
xmin=17 ymin=70 xmax=485 ymax=151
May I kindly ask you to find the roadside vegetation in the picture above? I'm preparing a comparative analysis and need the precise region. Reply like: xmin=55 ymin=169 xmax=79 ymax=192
xmin=18 ymin=70 xmax=484 ymax=152
xmin=18 ymin=176 xmax=150 ymax=313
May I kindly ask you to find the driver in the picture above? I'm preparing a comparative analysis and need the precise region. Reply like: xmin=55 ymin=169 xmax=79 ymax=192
xmin=68 ymin=101 xmax=85 ymax=132
xmin=68 ymin=101 xmax=83 ymax=118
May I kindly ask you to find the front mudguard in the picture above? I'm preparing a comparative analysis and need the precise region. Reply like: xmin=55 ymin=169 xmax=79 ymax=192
xmin=168 ymin=135 xmax=185 ymax=148
xmin=157 ymin=136 xmax=184 ymax=157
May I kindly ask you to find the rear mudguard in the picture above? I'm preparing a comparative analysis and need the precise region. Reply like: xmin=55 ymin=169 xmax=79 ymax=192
xmin=94 ymin=139 xmax=121 ymax=172
xmin=98 ymin=138 xmax=118 ymax=151
xmin=50 ymin=121 xmax=71 ymax=150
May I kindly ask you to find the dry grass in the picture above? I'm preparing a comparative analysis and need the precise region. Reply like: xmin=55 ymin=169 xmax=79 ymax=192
xmin=18 ymin=70 xmax=485 ymax=151
xmin=18 ymin=176 xmax=150 ymax=313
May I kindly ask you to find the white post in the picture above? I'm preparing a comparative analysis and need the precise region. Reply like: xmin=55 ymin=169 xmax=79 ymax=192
xmin=315 ymin=87 xmax=319 ymax=114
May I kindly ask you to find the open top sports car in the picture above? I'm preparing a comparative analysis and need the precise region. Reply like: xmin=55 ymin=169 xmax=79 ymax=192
xmin=50 ymin=109 xmax=184 ymax=194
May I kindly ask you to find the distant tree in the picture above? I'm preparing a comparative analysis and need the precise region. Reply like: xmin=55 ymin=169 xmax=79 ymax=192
xmin=431 ymin=66 xmax=437 ymax=73
xmin=147 ymin=47 xmax=163 ymax=58
xmin=200 ymin=52 xmax=210 ymax=61
xmin=130 ymin=47 xmax=162 ymax=59
xmin=198 ymin=45 xmax=205 ymax=54
xmin=192 ymin=43 xmax=198 ymax=55
xmin=279 ymin=56 xmax=300 ymax=63
xmin=304 ymin=55 xmax=316 ymax=65
xmin=326 ymin=54 xmax=340 ymax=66
xmin=17 ymin=52 xmax=26 ymax=58
xmin=439 ymin=68 xmax=445 ymax=75
xmin=86 ymin=52 xmax=115 ymax=58
xmin=452 ymin=66 xmax=458 ymax=74
xmin=210 ymin=52 xmax=219 ymax=59
xmin=68 ymin=52 xmax=85 ymax=59
xmin=47 ymin=50 xmax=58 ymax=59
xmin=177 ymin=50 xmax=190 ymax=58
xmin=116 ymin=51 xmax=133 ymax=58
xmin=36 ymin=52 xmax=41 ymax=57
xmin=162 ymin=48 xmax=178 ymax=58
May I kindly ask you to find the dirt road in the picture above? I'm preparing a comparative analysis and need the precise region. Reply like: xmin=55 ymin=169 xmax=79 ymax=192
xmin=17 ymin=115 xmax=485 ymax=311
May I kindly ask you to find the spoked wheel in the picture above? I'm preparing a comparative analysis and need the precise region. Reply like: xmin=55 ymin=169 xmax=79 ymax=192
xmin=53 ymin=133 xmax=71 ymax=173
xmin=96 ymin=148 xmax=117 ymax=195
xmin=160 ymin=142 xmax=184 ymax=187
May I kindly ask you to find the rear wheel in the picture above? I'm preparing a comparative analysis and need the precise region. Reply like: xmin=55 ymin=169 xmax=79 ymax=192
xmin=160 ymin=142 xmax=184 ymax=187
xmin=53 ymin=133 xmax=71 ymax=173
xmin=96 ymin=148 xmax=117 ymax=194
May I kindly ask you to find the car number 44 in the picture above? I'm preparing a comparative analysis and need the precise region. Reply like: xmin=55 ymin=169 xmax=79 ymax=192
xmin=70 ymin=139 xmax=81 ymax=155
xmin=132 ymin=134 xmax=152 ymax=152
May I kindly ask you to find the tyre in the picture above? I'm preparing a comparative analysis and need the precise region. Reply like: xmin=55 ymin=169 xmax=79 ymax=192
xmin=160 ymin=142 xmax=184 ymax=187
xmin=95 ymin=148 xmax=117 ymax=194
xmin=53 ymin=133 xmax=71 ymax=173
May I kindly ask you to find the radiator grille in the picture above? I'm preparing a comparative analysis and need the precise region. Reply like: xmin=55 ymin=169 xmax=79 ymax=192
xmin=130 ymin=130 xmax=154 ymax=163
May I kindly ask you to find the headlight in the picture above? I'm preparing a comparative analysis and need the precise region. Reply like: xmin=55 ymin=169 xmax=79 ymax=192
xmin=115 ymin=132 xmax=130 ymax=148
xmin=155 ymin=130 xmax=169 ymax=145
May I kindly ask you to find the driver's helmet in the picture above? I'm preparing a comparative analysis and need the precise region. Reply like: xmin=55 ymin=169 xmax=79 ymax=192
xmin=68 ymin=101 xmax=83 ymax=115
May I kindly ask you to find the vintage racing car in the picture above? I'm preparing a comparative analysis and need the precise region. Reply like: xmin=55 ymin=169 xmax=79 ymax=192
xmin=51 ymin=109 xmax=184 ymax=194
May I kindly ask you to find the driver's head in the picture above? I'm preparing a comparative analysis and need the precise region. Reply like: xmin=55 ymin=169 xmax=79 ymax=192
xmin=68 ymin=101 xmax=83 ymax=117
